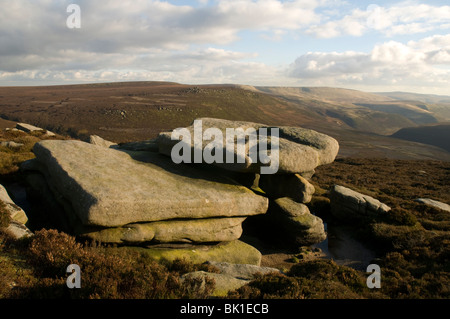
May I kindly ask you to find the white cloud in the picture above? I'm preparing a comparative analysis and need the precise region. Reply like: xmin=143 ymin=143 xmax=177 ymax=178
xmin=1 ymin=0 xmax=450 ymax=94
xmin=307 ymin=2 xmax=450 ymax=38
xmin=288 ymin=34 xmax=450 ymax=92
xmin=0 ymin=0 xmax=321 ymax=72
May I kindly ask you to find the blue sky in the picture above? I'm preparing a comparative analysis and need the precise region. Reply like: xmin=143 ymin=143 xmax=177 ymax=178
xmin=1 ymin=0 xmax=450 ymax=94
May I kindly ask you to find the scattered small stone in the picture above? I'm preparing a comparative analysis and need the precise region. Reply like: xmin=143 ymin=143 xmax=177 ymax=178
xmin=414 ymin=198 xmax=450 ymax=213
xmin=0 ymin=141 xmax=24 ymax=149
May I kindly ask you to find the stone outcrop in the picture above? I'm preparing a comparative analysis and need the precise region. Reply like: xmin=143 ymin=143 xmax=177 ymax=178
xmin=156 ymin=118 xmax=339 ymax=174
xmin=329 ymin=185 xmax=391 ymax=220
xmin=152 ymin=118 xmax=336 ymax=247
xmin=21 ymin=118 xmax=340 ymax=264
xmin=26 ymin=140 xmax=268 ymax=227
xmin=21 ymin=139 xmax=268 ymax=248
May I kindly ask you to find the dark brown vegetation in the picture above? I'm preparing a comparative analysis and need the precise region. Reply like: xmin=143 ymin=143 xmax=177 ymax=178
xmin=310 ymin=158 xmax=450 ymax=298
xmin=0 ymin=229 xmax=217 ymax=299
xmin=0 ymin=82 xmax=299 ymax=143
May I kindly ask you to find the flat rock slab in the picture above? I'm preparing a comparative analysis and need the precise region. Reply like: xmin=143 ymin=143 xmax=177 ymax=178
xmin=29 ymin=140 xmax=268 ymax=227
xmin=16 ymin=123 xmax=55 ymax=136
xmin=157 ymin=118 xmax=339 ymax=174
xmin=415 ymin=198 xmax=450 ymax=213
xmin=330 ymin=185 xmax=391 ymax=219
xmin=79 ymin=217 xmax=246 ymax=244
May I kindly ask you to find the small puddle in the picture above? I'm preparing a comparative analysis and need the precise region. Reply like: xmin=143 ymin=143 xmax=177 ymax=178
xmin=4 ymin=182 xmax=32 ymax=213
xmin=313 ymin=222 xmax=377 ymax=271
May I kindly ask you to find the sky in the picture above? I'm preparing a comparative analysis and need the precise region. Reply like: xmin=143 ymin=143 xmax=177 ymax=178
xmin=1 ymin=0 xmax=450 ymax=95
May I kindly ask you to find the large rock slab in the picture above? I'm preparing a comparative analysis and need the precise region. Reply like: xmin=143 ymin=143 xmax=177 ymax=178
xmin=26 ymin=140 xmax=268 ymax=227
xmin=330 ymin=185 xmax=391 ymax=219
xmin=79 ymin=217 xmax=246 ymax=244
xmin=157 ymin=118 xmax=339 ymax=174
xmin=127 ymin=240 xmax=263 ymax=266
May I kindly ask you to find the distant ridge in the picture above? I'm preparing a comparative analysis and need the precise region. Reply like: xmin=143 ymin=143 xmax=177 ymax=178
xmin=376 ymin=91 xmax=450 ymax=104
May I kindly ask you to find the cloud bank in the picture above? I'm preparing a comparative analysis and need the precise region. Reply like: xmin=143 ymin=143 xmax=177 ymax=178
xmin=0 ymin=0 xmax=449 ymax=94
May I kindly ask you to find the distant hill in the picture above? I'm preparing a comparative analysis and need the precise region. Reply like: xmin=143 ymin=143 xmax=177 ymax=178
xmin=376 ymin=91 xmax=450 ymax=122
xmin=391 ymin=124 xmax=450 ymax=153
xmin=257 ymin=86 xmax=391 ymax=104
xmin=376 ymin=91 xmax=450 ymax=104
xmin=254 ymin=86 xmax=443 ymax=135
xmin=1 ymin=81 xmax=450 ymax=161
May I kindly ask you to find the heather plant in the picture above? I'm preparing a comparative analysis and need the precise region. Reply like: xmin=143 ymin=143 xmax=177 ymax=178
xmin=14 ymin=229 xmax=216 ymax=299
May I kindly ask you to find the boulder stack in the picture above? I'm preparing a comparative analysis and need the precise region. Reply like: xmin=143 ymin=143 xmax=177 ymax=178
xmin=22 ymin=118 xmax=340 ymax=264
xmin=22 ymin=140 xmax=267 ymax=242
